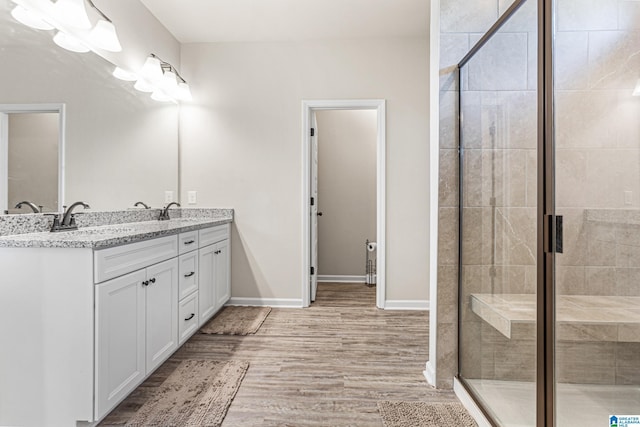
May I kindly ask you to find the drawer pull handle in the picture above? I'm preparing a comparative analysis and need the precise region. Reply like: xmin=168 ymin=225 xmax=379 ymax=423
xmin=142 ymin=280 xmax=149 ymax=286
xmin=184 ymin=271 xmax=195 ymax=278
xmin=149 ymin=278 xmax=156 ymax=284
xmin=184 ymin=240 xmax=195 ymax=245
xmin=184 ymin=313 xmax=195 ymax=321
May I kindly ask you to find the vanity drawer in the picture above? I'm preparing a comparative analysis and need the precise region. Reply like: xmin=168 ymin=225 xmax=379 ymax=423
xmin=178 ymin=251 xmax=198 ymax=300
xmin=199 ymin=224 xmax=230 ymax=247
xmin=94 ymin=236 xmax=178 ymax=283
xmin=178 ymin=231 xmax=199 ymax=255
xmin=178 ymin=292 xmax=199 ymax=345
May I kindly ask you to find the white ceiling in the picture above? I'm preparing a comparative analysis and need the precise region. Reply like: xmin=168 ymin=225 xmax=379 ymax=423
xmin=139 ymin=0 xmax=429 ymax=44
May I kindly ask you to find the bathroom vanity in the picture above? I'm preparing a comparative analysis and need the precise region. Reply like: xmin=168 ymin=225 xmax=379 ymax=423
xmin=0 ymin=212 xmax=232 ymax=426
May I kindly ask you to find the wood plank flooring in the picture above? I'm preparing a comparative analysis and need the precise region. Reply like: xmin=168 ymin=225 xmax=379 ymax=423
xmin=100 ymin=283 xmax=458 ymax=426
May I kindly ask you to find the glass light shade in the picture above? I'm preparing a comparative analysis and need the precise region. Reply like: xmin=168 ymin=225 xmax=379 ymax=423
xmin=161 ymin=69 xmax=178 ymax=93
xmin=11 ymin=5 xmax=54 ymax=30
xmin=113 ymin=67 xmax=137 ymax=81
xmin=53 ymin=31 xmax=90 ymax=53
xmin=151 ymin=90 xmax=173 ymax=102
xmin=134 ymin=78 xmax=155 ymax=93
xmin=176 ymin=81 xmax=193 ymax=102
xmin=140 ymin=56 xmax=163 ymax=84
xmin=89 ymin=19 xmax=122 ymax=52
xmin=53 ymin=0 xmax=92 ymax=29
xmin=633 ymin=79 xmax=640 ymax=97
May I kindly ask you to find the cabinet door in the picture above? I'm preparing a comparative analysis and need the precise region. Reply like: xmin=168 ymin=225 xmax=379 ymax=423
xmin=198 ymin=244 xmax=216 ymax=326
xmin=215 ymin=239 xmax=230 ymax=310
xmin=145 ymin=258 xmax=178 ymax=373
xmin=95 ymin=269 xmax=146 ymax=420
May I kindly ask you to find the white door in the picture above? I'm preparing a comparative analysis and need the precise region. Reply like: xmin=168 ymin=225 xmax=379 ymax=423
xmin=215 ymin=239 xmax=231 ymax=310
xmin=145 ymin=258 xmax=178 ymax=373
xmin=95 ymin=269 xmax=146 ymax=420
xmin=0 ymin=113 xmax=8 ymax=213
xmin=198 ymin=244 xmax=217 ymax=325
xmin=310 ymin=111 xmax=319 ymax=302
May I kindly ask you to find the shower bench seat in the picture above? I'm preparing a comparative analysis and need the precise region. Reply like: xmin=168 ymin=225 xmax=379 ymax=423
xmin=470 ymin=293 xmax=640 ymax=342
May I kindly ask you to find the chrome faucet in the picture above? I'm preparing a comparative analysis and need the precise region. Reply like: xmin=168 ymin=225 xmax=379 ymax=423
xmin=159 ymin=202 xmax=180 ymax=221
xmin=51 ymin=201 xmax=90 ymax=232
xmin=134 ymin=201 xmax=150 ymax=209
xmin=14 ymin=201 xmax=41 ymax=213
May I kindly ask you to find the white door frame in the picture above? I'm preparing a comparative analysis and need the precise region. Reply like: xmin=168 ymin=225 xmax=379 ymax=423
xmin=0 ymin=104 xmax=66 ymax=213
xmin=301 ymin=99 xmax=386 ymax=308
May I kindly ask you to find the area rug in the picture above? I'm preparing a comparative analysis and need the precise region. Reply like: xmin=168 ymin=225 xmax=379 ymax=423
xmin=200 ymin=306 xmax=271 ymax=335
xmin=125 ymin=360 xmax=248 ymax=427
xmin=377 ymin=401 xmax=478 ymax=427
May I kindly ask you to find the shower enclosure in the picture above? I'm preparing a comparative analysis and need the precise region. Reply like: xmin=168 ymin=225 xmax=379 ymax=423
xmin=456 ymin=0 xmax=640 ymax=425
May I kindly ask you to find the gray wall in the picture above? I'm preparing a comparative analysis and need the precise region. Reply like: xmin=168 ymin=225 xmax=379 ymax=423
xmin=316 ymin=110 xmax=377 ymax=277
xmin=179 ymin=38 xmax=430 ymax=304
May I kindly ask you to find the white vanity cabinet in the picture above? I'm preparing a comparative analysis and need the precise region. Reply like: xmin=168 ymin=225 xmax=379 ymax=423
xmin=198 ymin=224 xmax=231 ymax=326
xmin=94 ymin=236 xmax=179 ymax=420
xmin=0 ymin=219 xmax=232 ymax=427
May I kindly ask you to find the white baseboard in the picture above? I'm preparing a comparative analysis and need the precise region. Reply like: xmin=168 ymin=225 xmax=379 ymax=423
xmin=318 ymin=275 xmax=366 ymax=283
xmin=227 ymin=297 xmax=303 ymax=308
xmin=423 ymin=360 xmax=436 ymax=387
xmin=454 ymin=377 xmax=492 ymax=427
xmin=384 ymin=300 xmax=429 ymax=310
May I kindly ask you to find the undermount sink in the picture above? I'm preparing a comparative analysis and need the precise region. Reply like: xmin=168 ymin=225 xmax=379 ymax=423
xmin=70 ymin=226 xmax=137 ymax=235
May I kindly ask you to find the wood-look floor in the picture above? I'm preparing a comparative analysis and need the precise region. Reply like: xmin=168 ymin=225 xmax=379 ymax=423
xmin=100 ymin=283 xmax=458 ymax=426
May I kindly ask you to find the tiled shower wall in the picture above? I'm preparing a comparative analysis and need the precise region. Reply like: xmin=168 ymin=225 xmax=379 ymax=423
xmin=440 ymin=0 xmax=640 ymax=387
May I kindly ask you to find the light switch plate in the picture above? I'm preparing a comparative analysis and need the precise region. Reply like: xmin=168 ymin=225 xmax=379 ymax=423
xmin=188 ymin=191 xmax=197 ymax=204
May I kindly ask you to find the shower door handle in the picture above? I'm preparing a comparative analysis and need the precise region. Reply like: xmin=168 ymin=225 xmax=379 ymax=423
xmin=545 ymin=214 xmax=563 ymax=254
xmin=555 ymin=215 xmax=563 ymax=254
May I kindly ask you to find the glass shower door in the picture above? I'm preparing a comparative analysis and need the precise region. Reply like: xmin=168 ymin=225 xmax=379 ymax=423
xmin=458 ymin=1 xmax=539 ymax=425
xmin=553 ymin=1 xmax=640 ymax=425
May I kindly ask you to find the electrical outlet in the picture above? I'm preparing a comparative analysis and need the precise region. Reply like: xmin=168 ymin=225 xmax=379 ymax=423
xmin=188 ymin=191 xmax=197 ymax=204
xmin=164 ymin=191 xmax=174 ymax=203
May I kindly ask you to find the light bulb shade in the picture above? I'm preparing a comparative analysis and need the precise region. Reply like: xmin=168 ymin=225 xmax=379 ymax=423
xmin=89 ymin=19 xmax=122 ymax=52
xmin=151 ymin=90 xmax=173 ymax=102
xmin=176 ymin=82 xmax=193 ymax=101
xmin=113 ymin=67 xmax=137 ymax=81
xmin=162 ymin=69 xmax=178 ymax=92
xmin=53 ymin=31 xmax=90 ymax=53
xmin=140 ymin=56 xmax=163 ymax=84
xmin=134 ymin=78 xmax=155 ymax=93
xmin=53 ymin=0 xmax=92 ymax=29
xmin=11 ymin=5 xmax=54 ymax=30
xmin=634 ymin=79 xmax=640 ymax=97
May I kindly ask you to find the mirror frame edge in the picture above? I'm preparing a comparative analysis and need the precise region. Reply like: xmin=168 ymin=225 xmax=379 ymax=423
xmin=0 ymin=103 xmax=66 ymax=213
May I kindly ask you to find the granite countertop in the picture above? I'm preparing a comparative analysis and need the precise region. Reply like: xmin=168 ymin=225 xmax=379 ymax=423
xmin=0 ymin=216 xmax=232 ymax=249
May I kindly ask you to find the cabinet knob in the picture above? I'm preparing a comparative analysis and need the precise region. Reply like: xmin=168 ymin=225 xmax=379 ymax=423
xmin=184 ymin=271 xmax=195 ymax=278
xmin=184 ymin=313 xmax=195 ymax=321
xmin=142 ymin=280 xmax=149 ymax=286
xmin=149 ymin=278 xmax=156 ymax=284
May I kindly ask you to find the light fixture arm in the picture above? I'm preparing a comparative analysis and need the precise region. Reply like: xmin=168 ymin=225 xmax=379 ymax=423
xmin=150 ymin=53 xmax=188 ymax=84
xmin=85 ymin=0 xmax=112 ymax=23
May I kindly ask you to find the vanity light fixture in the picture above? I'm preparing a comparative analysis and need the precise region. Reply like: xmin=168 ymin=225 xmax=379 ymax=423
xmin=114 ymin=54 xmax=193 ymax=103
xmin=633 ymin=79 xmax=640 ymax=97
xmin=9 ymin=0 xmax=122 ymax=53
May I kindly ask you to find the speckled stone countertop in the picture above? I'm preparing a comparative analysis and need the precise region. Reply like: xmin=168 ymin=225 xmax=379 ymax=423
xmin=0 ymin=208 xmax=233 ymax=249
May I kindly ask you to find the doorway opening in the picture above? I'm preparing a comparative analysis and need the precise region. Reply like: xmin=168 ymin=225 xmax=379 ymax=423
xmin=0 ymin=104 xmax=65 ymax=214
xmin=301 ymin=100 xmax=386 ymax=309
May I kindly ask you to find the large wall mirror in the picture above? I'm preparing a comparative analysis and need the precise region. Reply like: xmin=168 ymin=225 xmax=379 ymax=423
xmin=0 ymin=1 xmax=178 ymax=214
